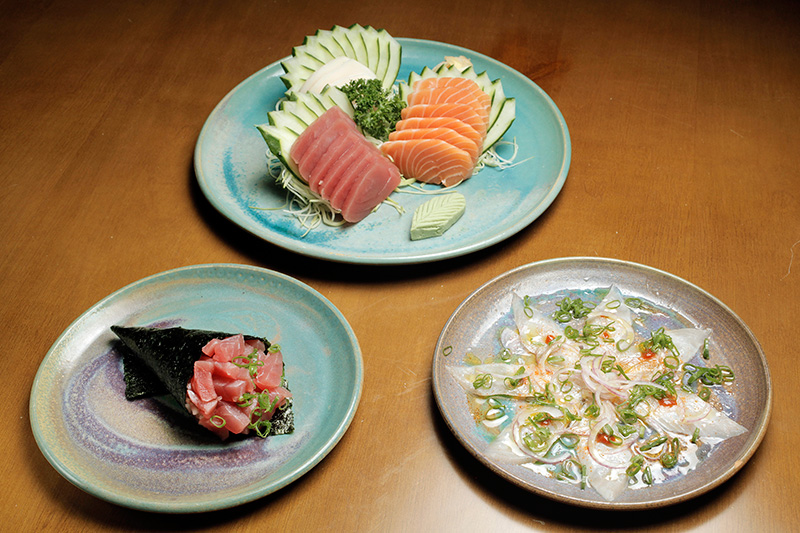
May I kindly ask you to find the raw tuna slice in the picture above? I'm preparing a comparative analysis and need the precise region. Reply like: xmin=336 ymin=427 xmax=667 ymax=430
xmin=317 ymin=141 xmax=364 ymax=198
xmin=297 ymin=125 xmax=351 ymax=185
xmin=328 ymin=151 xmax=373 ymax=211
xmin=111 ymin=326 xmax=294 ymax=441
xmin=290 ymin=106 xmax=401 ymax=223
xmin=340 ymin=160 xmax=404 ymax=221
xmin=290 ymin=107 xmax=359 ymax=164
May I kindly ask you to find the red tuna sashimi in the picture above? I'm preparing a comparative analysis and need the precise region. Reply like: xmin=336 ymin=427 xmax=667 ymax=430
xmin=290 ymin=106 xmax=401 ymax=223
xmin=305 ymin=132 xmax=357 ymax=195
xmin=316 ymin=141 xmax=365 ymax=199
xmin=327 ymin=147 xmax=375 ymax=211
xmin=340 ymin=163 xmax=402 ymax=222
xmin=254 ymin=349 xmax=284 ymax=390
xmin=290 ymin=107 xmax=359 ymax=167
xmin=381 ymin=138 xmax=474 ymax=187
xmin=186 ymin=335 xmax=291 ymax=440
xmin=296 ymin=125 xmax=353 ymax=185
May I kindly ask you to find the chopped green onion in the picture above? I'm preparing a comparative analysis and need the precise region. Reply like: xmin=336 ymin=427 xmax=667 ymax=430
xmin=472 ymin=373 xmax=493 ymax=389
xmin=626 ymin=455 xmax=645 ymax=477
xmin=639 ymin=327 xmax=679 ymax=359
xmin=660 ymin=437 xmax=681 ymax=468
xmin=552 ymin=296 xmax=596 ymax=323
xmin=487 ymin=397 xmax=503 ymax=409
xmin=616 ymin=338 xmax=633 ymax=352
xmin=684 ymin=363 xmax=735 ymax=386
xmin=485 ymin=408 xmax=504 ymax=421
xmin=639 ymin=435 xmax=668 ymax=451
xmin=624 ymin=297 xmax=643 ymax=308
xmin=643 ymin=466 xmax=653 ymax=485
xmin=559 ymin=433 xmax=580 ymax=449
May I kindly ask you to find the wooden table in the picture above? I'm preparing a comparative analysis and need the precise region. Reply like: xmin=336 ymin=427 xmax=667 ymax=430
xmin=2 ymin=1 xmax=797 ymax=530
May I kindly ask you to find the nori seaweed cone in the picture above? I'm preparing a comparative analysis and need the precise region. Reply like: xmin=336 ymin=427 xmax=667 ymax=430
xmin=111 ymin=326 xmax=269 ymax=403
xmin=111 ymin=325 xmax=294 ymax=436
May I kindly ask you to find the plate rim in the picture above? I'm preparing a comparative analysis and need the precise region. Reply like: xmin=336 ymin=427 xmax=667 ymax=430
xmin=432 ymin=256 xmax=772 ymax=510
xmin=193 ymin=37 xmax=571 ymax=265
xmin=29 ymin=263 xmax=364 ymax=513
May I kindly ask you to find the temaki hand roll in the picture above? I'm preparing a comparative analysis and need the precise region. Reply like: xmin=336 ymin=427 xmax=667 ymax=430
xmin=111 ymin=326 xmax=294 ymax=440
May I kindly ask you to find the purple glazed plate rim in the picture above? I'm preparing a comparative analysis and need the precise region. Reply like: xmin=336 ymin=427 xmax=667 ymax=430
xmin=30 ymin=264 xmax=363 ymax=513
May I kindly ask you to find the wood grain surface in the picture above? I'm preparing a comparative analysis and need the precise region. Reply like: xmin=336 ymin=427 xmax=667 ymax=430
xmin=2 ymin=1 xmax=798 ymax=531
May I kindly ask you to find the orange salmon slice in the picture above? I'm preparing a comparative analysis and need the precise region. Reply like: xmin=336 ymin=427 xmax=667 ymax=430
xmin=394 ymin=116 xmax=484 ymax=153
xmin=388 ymin=127 xmax=479 ymax=163
xmin=401 ymin=103 xmax=486 ymax=139
xmin=381 ymin=138 xmax=474 ymax=187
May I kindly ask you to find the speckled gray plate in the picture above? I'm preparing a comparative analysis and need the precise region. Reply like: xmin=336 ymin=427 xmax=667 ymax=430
xmin=30 ymin=264 xmax=362 ymax=513
xmin=432 ymin=257 xmax=771 ymax=509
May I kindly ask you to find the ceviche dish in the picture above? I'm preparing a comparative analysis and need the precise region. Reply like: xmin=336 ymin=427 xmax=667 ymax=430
xmin=447 ymin=286 xmax=747 ymax=501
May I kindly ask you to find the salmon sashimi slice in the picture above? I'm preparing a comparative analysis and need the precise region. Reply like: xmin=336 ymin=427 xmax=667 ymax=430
xmin=381 ymin=138 xmax=474 ymax=187
xmin=401 ymin=103 xmax=487 ymax=139
xmin=394 ymin=116 xmax=484 ymax=153
xmin=412 ymin=76 xmax=485 ymax=93
xmin=388 ymin=127 xmax=480 ymax=163
xmin=406 ymin=83 xmax=491 ymax=130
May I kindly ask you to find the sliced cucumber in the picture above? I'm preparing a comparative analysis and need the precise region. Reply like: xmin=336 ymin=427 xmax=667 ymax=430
xmin=256 ymin=86 xmax=355 ymax=178
xmin=398 ymin=64 xmax=516 ymax=152
xmin=481 ymin=97 xmax=515 ymax=151
xmin=280 ymin=24 xmax=401 ymax=94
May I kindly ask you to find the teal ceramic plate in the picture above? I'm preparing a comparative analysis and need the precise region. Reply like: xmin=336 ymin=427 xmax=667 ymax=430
xmin=30 ymin=264 xmax=362 ymax=513
xmin=432 ymin=257 xmax=771 ymax=509
xmin=194 ymin=38 xmax=570 ymax=264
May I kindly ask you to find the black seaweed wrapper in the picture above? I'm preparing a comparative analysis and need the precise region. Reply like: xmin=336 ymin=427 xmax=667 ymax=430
xmin=111 ymin=325 xmax=294 ymax=436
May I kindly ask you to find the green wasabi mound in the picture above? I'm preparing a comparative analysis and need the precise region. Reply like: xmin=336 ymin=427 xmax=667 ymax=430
xmin=410 ymin=192 xmax=466 ymax=240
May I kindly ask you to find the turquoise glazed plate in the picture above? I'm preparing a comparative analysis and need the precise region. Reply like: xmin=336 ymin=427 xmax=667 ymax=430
xmin=194 ymin=38 xmax=570 ymax=264
xmin=30 ymin=264 xmax=362 ymax=513
xmin=432 ymin=257 xmax=771 ymax=509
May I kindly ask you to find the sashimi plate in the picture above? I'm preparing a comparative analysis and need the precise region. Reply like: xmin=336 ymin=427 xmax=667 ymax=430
xmin=432 ymin=257 xmax=771 ymax=509
xmin=30 ymin=264 xmax=363 ymax=513
xmin=194 ymin=38 xmax=570 ymax=264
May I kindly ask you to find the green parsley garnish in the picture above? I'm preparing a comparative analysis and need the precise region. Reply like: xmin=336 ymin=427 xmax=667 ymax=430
xmin=340 ymin=78 xmax=405 ymax=141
